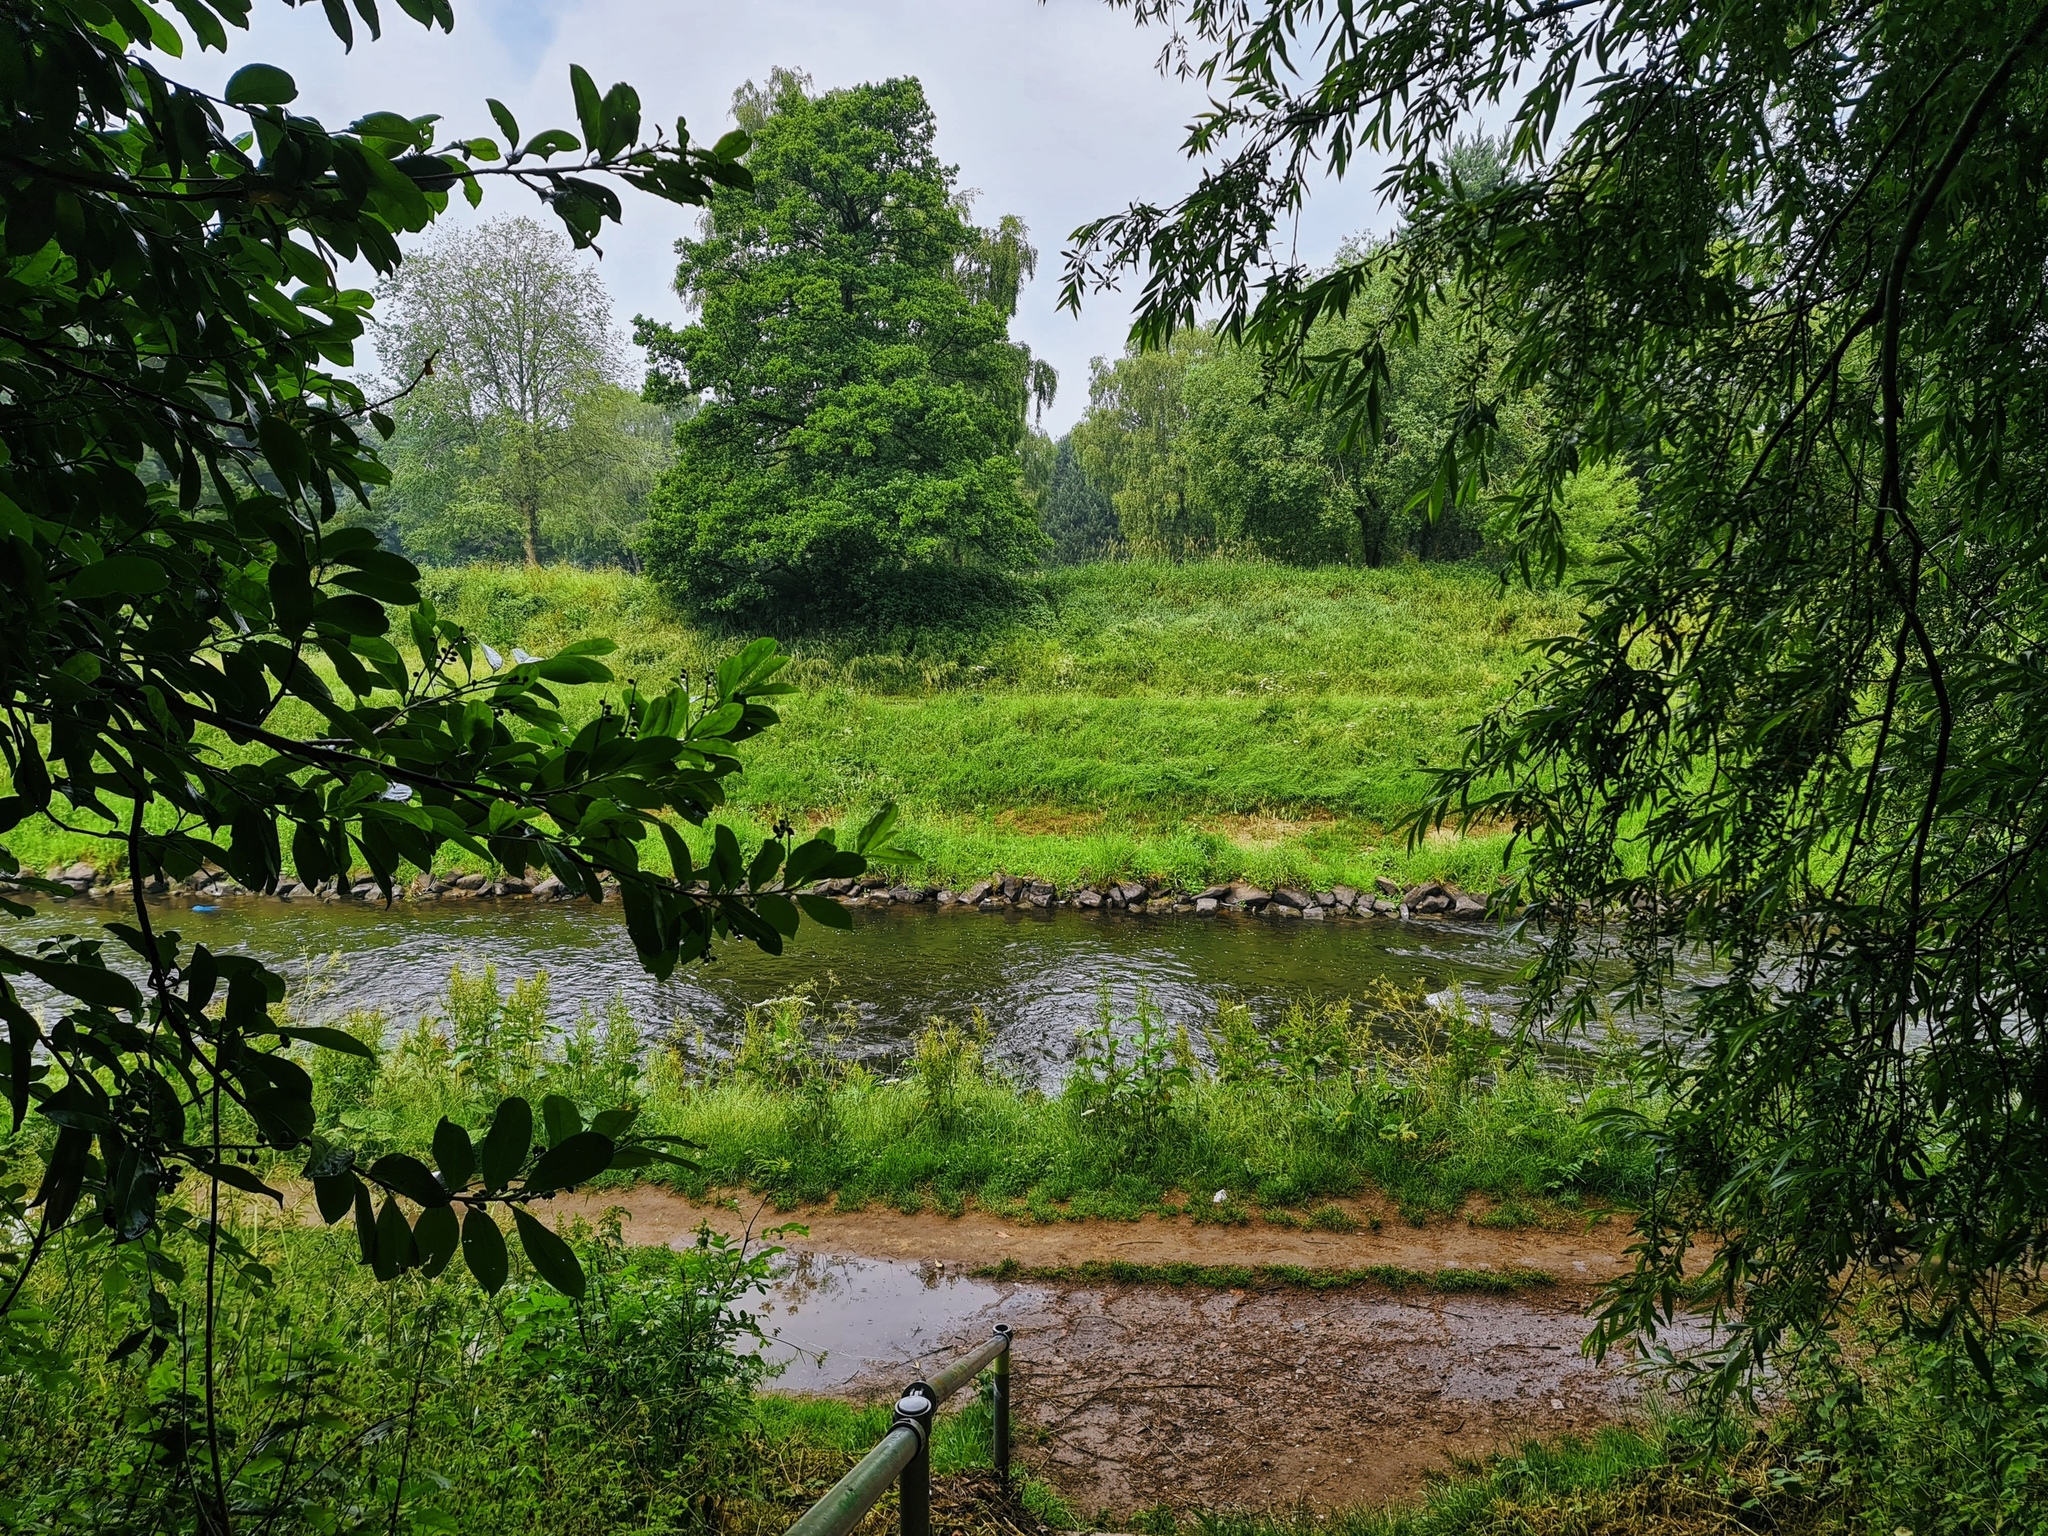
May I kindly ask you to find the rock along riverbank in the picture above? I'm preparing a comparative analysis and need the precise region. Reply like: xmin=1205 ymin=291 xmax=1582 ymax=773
xmin=19 ymin=860 xmax=1502 ymax=926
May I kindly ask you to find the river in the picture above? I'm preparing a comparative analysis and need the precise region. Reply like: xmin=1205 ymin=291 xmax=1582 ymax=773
xmin=3 ymin=895 xmax=1545 ymax=1086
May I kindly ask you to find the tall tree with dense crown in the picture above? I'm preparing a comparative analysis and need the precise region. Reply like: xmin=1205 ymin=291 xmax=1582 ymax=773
xmin=1072 ymin=0 xmax=2048 ymax=1390
xmin=637 ymin=77 xmax=1044 ymax=627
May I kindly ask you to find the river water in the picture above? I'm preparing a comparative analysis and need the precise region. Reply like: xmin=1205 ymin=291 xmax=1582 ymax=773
xmin=4 ymin=896 xmax=1543 ymax=1085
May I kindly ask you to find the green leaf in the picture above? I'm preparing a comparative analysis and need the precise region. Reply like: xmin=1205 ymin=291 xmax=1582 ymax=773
xmin=432 ymin=1117 xmax=475 ymax=1189
xmin=540 ymin=1093 xmax=581 ymax=1147
xmin=369 ymin=1152 xmax=449 ymax=1207
xmin=855 ymin=802 xmax=900 ymax=855
xmin=312 ymin=1172 xmax=356 ymax=1225
xmin=526 ymin=1130 xmax=614 ymax=1193
xmin=413 ymin=1205 xmax=459 ymax=1278
xmin=522 ymin=128 xmax=579 ymax=158
xmin=276 ymin=1026 xmax=377 ymax=1060
xmin=512 ymin=1207 xmax=585 ymax=1299
xmin=10 ymin=957 xmax=142 ymax=1014
xmin=487 ymin=97 xmax=521 ymax=148
xmin=225 ymin=64 xmax=298 ymax=106
xmin=797 ymin=893 xmax=853 ymax=930
xmin=372 ymin=1195 xmax=411 ymax=1280
xmin=711 ymin=128 xmax=750 ymax=160
xmin=478 ymin=1096 xmax=531 ymax=1191
xmin=462 ymin=1206 xmax=508 ymax=1294
xmin=311 ymin=595 xmax=390 ymax=637
xmin=569 ymin=64 xmax=603 ymax=154
xmin=70 ymin=555 xmax=168 ymax=600
xmin=197 ymin=1161 xmax=284 ymax=1205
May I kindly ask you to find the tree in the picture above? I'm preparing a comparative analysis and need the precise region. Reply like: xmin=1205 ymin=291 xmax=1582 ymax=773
xmin=637 ymin=77 xmax=1045 ymax=627
xmin=0 ymin=1 xmax=899 ymax=1523
xmin=1039 ymin=437 xmax=1120 ymax=565
xmin=1074 ymin=0 xmax=2048 ymax=1388
xmin=370 ymin=217 xmax=672 ymax=567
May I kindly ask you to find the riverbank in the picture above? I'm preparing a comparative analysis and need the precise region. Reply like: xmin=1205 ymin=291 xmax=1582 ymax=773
xmin=3 ymin=561 xmax=1552 ymax=894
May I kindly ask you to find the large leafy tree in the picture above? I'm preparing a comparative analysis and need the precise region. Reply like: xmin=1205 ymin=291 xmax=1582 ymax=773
xmin=1072 ymin=0 xmax=2048 ymax=1388
xmin=369 ymin=216 xmax=674 ymax=568
xmin=0 ymin=0 xmax=897 ymax=1519
xmin=637 ymin=75 xmax=1045 ymax=626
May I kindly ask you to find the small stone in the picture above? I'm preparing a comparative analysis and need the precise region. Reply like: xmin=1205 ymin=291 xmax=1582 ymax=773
xmin=60 ymin=862 xmax=98 ymax=883
xmin=1414 ymin=892 xmax=1452 ymax=915
xmin=1116 ymin=881 xmax=1147 ymax=905
xmin=1272 ymin=887 xmax=1311 ymax=910
xmin=1271 ymin=903 xmax=1301 ymax=919
xmin=533 ymin=876 xmax=567 ymax=899
xmin=1369 ymin=897 xmax=1397 ymax=915
xmin=498 ymin=878 xmax=532 ymax=896
xmin=1375 ymin=876 xmax=1402 ymax=898
xmin=351 ymin=879 xmax=381 ymax=898
xmin=454 ymin=873 xmax=488 ymax=891
xmin=937 ymin=889 xmax=957 ymax=905
xmin=1227 ymin=883 xmax=1271 ymax=906
xmin=1302 ymin=905 xmax=1326 ymax=920
xmin=1195 ymin=896 xmax=1219 ymax=914
xmin=1026 ymin=883 xmax=1054 ymax=908
xmin=1074 ymin=888 xmax=1103 ymax=909
xmin=1451 ymin=893 xmax=1487 ymax=919
xmin=959 ymin=881 xmax=993 ymax=905
xmin=999 ymin=876 xmax=1023 ymax=900
xmin=1330 ymin=885 xmax=1359 ymax=909
xmin=276 ymin=880 xmax=301 ymax=898
xmin=1196 ymin=884 xmax=1232 ymax=902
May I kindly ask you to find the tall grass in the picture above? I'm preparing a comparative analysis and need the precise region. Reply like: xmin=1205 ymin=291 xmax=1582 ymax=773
xmin=298 ymin=966 xmax=1655 ymax=1224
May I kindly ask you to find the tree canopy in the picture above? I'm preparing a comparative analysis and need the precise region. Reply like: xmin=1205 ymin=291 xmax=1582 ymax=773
xmin=637 ymin=75 xmax=1046 ymax=627
xmin=1076 ymin=0 xmax=2048 ymax=1387
xmin=367 ymin=217 xmax=673 ymax=567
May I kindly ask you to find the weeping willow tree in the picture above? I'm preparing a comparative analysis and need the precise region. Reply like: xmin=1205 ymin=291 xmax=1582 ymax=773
xmin=1067 ymin=0 xmax=2048 ymax=1389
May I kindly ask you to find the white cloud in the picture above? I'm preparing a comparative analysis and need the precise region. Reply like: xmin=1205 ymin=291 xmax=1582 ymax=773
xmin=179 ymin=0 xmax=1394 ymax=432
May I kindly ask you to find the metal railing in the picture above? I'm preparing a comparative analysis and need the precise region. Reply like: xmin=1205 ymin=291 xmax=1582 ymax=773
xmin=785 ymin=1323 xmax=1013 ymax=1536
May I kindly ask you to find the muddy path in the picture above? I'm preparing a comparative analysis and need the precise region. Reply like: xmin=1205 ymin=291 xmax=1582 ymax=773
xmin=544 ymin=1187 xmax=1640 ymax=1286
xmin=536 ymin=1189 xmax=1701 ymax=1515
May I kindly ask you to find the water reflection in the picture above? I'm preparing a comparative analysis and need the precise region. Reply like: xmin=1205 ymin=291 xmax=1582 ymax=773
xmin=3 ymin=897 xmax=1542 ymax=1086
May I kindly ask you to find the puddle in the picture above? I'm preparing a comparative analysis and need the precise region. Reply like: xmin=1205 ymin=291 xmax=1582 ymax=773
xmin=725 ymin=1243 xmax=1714 ymax=1513
xmin=750 ymin=1251 xmax=1046 ymax=1392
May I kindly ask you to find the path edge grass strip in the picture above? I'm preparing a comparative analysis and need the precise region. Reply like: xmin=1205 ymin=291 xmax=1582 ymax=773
xmin=971 ymin=1257 xmax=1556 ymax=1294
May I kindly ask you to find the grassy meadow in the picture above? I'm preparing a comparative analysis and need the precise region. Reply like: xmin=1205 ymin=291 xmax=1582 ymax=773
xmin=8 ymin=561 xmax=1565 ymax=892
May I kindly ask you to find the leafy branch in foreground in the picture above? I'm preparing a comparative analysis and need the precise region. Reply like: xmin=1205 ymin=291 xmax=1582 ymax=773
xmin=1072 ymin=0 xmax=2048 ymax=1395
xmin=0 ymin=1 xmax=905 ymax=1524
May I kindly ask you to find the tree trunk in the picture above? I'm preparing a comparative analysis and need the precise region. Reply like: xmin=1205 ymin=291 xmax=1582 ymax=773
xmin=522 ymin=498 xmax=540 ymax=567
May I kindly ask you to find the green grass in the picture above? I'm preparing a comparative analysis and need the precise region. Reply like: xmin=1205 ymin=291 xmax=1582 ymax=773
xmin=6 ymin=561 xmax=1557 ymax=891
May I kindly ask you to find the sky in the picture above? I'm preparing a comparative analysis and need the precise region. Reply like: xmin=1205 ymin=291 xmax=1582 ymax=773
xmin=176 ymin=0 xmax=1392 ymax=433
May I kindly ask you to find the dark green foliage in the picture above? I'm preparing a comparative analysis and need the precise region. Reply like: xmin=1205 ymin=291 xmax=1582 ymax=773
xmin=1039 ymin=439 xmax=1119 ymax=565
xmin=1080 ymin=0 xmax=2048 ymax=1392
xmin=637 ymin=77 xmax=1044 ymax=627
xmin=0 ymin=4 xmax=902 ymax=1527
xmin=0 ymin=1209 xmax=779 ymax=1534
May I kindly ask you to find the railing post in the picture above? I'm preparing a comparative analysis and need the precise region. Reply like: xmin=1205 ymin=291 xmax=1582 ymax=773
xmin=894 ymin=1381 xmax=935 ymax=1536
xmin=991 ymin=1324 xmax=1012 ymax=1490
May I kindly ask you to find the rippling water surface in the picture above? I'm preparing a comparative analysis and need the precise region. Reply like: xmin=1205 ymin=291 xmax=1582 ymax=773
xmin=6 ymin=897 xmax=1545 ymax=1084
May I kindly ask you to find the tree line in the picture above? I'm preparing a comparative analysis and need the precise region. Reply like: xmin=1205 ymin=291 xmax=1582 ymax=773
xmin=360 ymin=108 xmax=1630 ymax=617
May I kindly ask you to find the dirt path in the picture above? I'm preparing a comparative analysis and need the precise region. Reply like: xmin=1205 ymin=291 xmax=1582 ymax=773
xmin=536 ymin=1188 xmax=1696 ymax=1516
xmin=541 ymin=1187 xmax=1639 ymax=1287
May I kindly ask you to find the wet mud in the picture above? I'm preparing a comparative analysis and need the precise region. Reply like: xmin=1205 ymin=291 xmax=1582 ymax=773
xmin=542 ymin=1189 xmax=1705 ymax=1514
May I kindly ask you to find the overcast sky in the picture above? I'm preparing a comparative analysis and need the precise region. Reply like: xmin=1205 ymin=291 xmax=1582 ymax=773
xmin=184 ymin=0 xmax=1390 ymax=433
